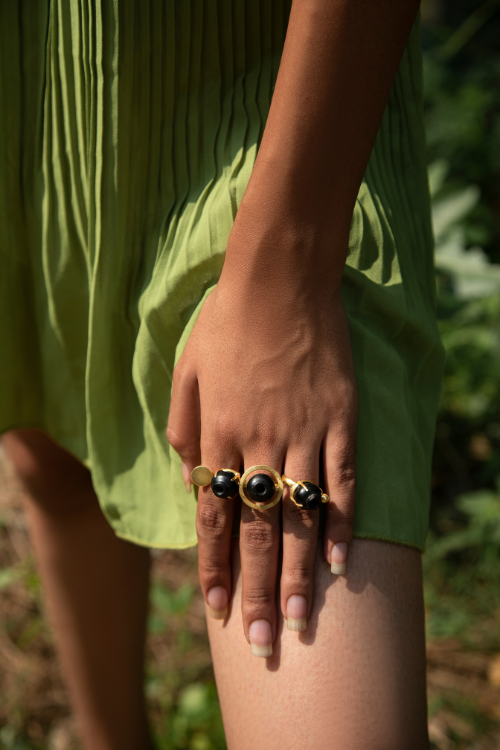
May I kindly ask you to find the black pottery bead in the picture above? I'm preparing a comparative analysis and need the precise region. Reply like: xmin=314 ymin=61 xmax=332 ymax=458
xmin=246 ymin=473 xmax=275 ymax=503
xmin=211 ymin=470 xmax=238 ymax=499
xmin=293 ymin=482 xmax=322 ymax=510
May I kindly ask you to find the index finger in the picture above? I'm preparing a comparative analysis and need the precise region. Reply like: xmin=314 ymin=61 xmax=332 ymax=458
xmin=196 ymin=441 xmax=241 ymax=620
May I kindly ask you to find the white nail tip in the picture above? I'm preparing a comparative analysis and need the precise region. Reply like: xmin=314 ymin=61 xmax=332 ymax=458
xmin=287 ymin=617 xmax=307 ymax=632
xmin=209 ymin=606 xmax=228 ymax=621
xmin=331 ymin=561 xmax=346 ymax=575
xmin=250 ymin=643 xmax=273 ymax=658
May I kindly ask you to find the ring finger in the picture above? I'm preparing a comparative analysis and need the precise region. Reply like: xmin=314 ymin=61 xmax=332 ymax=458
xmin=280 ymin=445 xmax=321 ymax=632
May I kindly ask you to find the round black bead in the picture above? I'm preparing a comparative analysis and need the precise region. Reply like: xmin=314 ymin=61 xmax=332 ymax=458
xmin=293 ymin=482 xmax=322 ymax=511
xmin=211 ymin=471 xmax=238 ymax=499
xmin=246 ymin=473 xmax=276 ymax=503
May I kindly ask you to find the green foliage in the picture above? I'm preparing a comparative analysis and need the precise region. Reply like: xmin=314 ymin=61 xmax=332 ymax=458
xmin=431 ymin=159 xmax=500 ymax=429
xmin=148 ymin=582 xmax=194 ymax=634
xmin=424 ymin=484 xmax=500 ymax=642
xmin=0 ymin=726 xmax=40 ymax=750
xmin=144 ymin=577 xmax=227 ymax=749
xmin=426 ymin=144 xmax=500 ymax=653
xmin=0 ymin=568 xmax=18 ymax=591
xmin=422 ymin=0 xmax=500 ymax=259
xmin=153 ymin=683 xmax=226 ymax=750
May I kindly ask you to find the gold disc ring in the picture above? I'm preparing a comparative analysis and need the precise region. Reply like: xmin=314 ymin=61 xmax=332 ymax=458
xmin=239 ymin=465 xmax=283 ymax=510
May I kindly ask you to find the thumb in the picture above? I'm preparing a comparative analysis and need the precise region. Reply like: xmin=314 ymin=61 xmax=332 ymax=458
xmin=166 ymin=365 xmax=201 ymax=493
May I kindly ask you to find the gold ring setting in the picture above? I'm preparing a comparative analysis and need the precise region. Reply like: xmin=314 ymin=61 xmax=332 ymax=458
xmin=282 ymin=475 xmax=329 ymax=511
xmin=239 ymin=466 xmax=283 ymax=510
xmin=191 ymin=464 xmax=283 ymax=509
xmin=191 ymin=466 xmax=241 ymax=499
xmin=190 ymin=465 xmax=328 ymax=511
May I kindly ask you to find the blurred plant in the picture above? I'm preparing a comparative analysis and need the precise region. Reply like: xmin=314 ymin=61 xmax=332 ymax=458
xmin=148 ymin=582 xmax=194 ymax=634
xmin=430 ymin=160 xmax=500 ymax=433
xmin=422 ymin=0 xmax=500 ymax=261
xmin=427 ymin=483 xmax=500 ymax=562
xmin=426 ymin=153 xmax=500 ymax=652
xmin=431 ymin=160 xmax=500 ymax=300
xmin=424 ymin=483 xmax=500 ymax=642
xmin=0 ymin=726 xmax=38 ymax=750
xmin=429 ymin=160 xmax=500 ymax=511
xmin=154 ymin=682 xmax=226 ymax=750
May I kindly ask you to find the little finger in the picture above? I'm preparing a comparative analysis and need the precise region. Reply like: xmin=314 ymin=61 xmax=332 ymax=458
xmin=323 ymin=429 xmax=357 ymax=576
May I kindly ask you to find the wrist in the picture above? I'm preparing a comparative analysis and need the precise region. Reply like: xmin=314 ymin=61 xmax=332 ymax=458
xmin=222 ymin=207 xmax=348 ymax=298
xmin=222 ymin=153 xmax=353 ymax=292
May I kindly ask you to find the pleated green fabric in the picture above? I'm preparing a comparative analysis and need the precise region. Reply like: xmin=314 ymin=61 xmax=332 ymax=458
xmin=0 ymin=2 xmax=444 ymax=550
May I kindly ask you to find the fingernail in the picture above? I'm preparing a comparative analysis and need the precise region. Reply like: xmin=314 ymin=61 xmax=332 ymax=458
xmin=286 ymin=594 xmax=307 ymax=632
xmin=207 ymin=587 xmax=228 ymax=620
xmin=331 ymin=542 xmax=348 ymax=575
xmin=249 ymin=620 xmax=273 ymax=658
xmin=181 ymin=462 xmax=192 ymax=494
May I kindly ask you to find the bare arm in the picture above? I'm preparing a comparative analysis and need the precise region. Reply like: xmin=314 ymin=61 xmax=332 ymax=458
xmin=225 ymin=0 xmax=420 ymax=282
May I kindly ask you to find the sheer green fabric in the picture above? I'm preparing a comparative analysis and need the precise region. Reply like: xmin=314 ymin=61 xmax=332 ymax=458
xmin=0 ymin=1 xmax=443 ymax=549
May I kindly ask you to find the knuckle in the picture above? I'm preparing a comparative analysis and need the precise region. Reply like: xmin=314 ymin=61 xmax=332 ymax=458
xmin=332 ymin=460 xmax=356 ymax=488
xmin=198 ymin=559 xmax=227 ymax=582
xmin=329 ymin=504 xmax=355 ymax=530
xmin=283 ymin=562 xmax=311 ymax=589
xmin=244 ymin=586 xmax=275 ymax=610
xmin=207 ymin=412 xmax=238 ymax=444
xmin=167 ymin=434 xmax=199 ymax=459
xmin=241 ymin=520 xmax=275 ymax=554
xmin=165 ymin=425 xmax=185 ymax=452
xmin=241 ymin=421 xmax=282 ymax=454
xmin=283 ymin=501 xmax=316 ymax=529
xmin=196 ymin=502 xmax=228 ymax=538
xmin=200 ymin=427 xmax=233 ymax=458
xmin=172 ymin=362 xmax=188 ymax=387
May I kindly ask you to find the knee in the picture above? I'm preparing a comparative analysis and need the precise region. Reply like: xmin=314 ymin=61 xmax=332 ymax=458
xmin=2 ymin=428 xmax=95 ymax=514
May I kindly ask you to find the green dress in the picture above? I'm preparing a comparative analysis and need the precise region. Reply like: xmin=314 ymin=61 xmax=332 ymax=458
xmin=0 ymin=1 xmax=444 ymax=550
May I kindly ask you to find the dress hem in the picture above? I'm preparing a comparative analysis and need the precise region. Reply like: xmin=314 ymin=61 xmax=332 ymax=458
xmin=115 ymin=530 xmax=199 ymax=550
xmin=0 ymin=424 xmax=426 ymax=555
xmin=114 ymin=529 xmax=425 ymax=553
xmin=0 ymin=421 xmax=91 ymax=468
xmin=352 ymin=531 xmax=425 ymax=553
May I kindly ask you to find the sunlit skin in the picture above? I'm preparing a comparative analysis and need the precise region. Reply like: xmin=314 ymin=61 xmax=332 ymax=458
xmin=4 ymin=1 xmax=429 ymax=748
xmin=167 ymin=0 xmax=423 ymax=656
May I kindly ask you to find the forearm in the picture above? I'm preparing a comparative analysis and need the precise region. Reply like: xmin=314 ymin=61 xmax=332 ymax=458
xmin=223 ymin=0 xmax=421 ymax=289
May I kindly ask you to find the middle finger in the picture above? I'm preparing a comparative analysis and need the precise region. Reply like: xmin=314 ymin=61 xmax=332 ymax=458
xmin=239 ymin=451 xmax=284 ymax=658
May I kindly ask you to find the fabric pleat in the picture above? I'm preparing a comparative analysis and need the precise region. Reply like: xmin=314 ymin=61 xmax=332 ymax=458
xmin=0 ymin=2 xmax=444 ymax=549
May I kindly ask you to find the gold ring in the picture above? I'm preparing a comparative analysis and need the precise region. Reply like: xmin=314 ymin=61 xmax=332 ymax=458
xmin=239 ymin=465 xmax=283 ymax=510
xmin=282 ymin=474 xmax=329 ymax=510
xmin=191 ymin=466 xmax=213 ymax=486
xmin=191 ymin=467 xmax=241 ymax=501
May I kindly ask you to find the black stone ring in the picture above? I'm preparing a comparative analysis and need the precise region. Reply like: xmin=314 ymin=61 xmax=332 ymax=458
xmin=282 ymin=475 xmax=329 ymax=511
xmin=191 ymin=466 xmax=240 ymax=499
xmin=239 ymin=466 xmax=284 ymax=510
xmin=211 ymin=469 xmax=240 ymax=499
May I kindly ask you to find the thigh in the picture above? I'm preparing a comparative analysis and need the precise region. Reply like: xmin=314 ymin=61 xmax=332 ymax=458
xmin=2 ymin=428 xmax=94 ymax=511
xmin=207 ymin=539 xmax=428 ymax=750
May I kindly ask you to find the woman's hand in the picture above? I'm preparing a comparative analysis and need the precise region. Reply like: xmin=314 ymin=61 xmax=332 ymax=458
xmin=166 ymin=0 xmax=421 ymax=655
xmin=166 ymin=263 xmax=357 ymax=655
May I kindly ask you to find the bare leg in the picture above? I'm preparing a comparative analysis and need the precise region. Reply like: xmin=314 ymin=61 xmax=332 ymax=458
xmin=2 ymin=429 xmax=153 ymax=750
xmin=208 ymin=539 xmax=428 ymax=750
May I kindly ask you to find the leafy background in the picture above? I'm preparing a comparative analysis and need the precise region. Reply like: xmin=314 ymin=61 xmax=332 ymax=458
xmin=1 ymin=0 xmax=500 ymax=747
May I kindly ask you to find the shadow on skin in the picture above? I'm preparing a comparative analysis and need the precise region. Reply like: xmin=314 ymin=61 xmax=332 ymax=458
xmin=221 ymin=531 xmax=419 ymax=673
